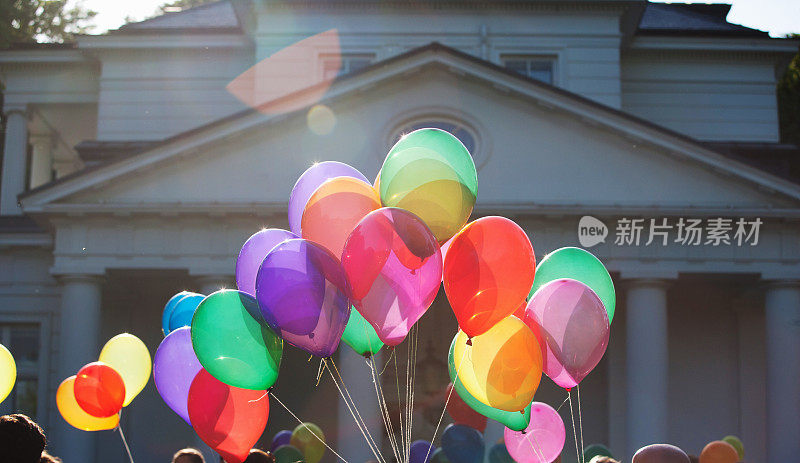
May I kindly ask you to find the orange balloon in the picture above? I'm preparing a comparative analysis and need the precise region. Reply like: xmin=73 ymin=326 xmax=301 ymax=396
xmin=56 ymin=376 xmax=119 ymax=431
xmin=301 ymin=176 xmax=381 ymax=258
xmin=700 ymin=441 xmax=739 ymax=463
xmin=444 ymin=216 xmax=536 ymax=338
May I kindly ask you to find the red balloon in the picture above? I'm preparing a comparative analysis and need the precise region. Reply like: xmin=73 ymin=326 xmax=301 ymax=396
xmin=443 ymin=216 xmax=536 ymax=338
xmin=188 ymin=369 xmax=269 ymax=463
xmin=445 ymin=383 xmax=487 ymax=432
xmin=74 ymin=362 xmax=126 ymax=418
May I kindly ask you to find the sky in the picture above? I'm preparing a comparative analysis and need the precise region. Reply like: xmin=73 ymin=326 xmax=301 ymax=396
xmin=71 ymin=0 xmax=799 ymax=37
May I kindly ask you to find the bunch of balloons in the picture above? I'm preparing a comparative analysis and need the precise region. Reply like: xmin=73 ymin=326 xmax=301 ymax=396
xmin=56 ymin=334 xmax=151 ymax=432
xmin=0 ymin=343 xmax=15 ymax=405
xmin=269 ymin=423 xmax=327 ymax=463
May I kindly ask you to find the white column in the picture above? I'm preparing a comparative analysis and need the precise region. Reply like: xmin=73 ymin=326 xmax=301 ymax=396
xmin=764 ymin=280 xmax=800 ymax=463
xmin=52 ymin=274 xmax=103 ymax=463
xmin=1 ymin=107 xmax=28 ymax=215
xmin=625 ymin=279 xmax=670 ymax=458
xmin=29 ymin=134 xmax=54 ymax=189
xmin=337 ymin=348 xmax=383 ymax=462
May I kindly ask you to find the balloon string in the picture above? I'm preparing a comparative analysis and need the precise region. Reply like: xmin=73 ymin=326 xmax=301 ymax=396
xmin=269 ymin=391 xmax=351 ymax=463
xmin=577 ymin=384 xmax=585 ymax=463
xmin=568 ymin=390 xmax=580 ymax=463
xmin=555 ymin=395 xmax=570 ymax=412
xmin=394 ymin=350 xmax=405 ymax=461
xmin=526 ymin=428 xmax=547 ymax=463
xmin=117 ymin=413 xmax=135 ymax=463
xmin=326 ymin=358 xmax=386 ymax=463
xmin=368 ymin=355 xmax=401 ymax=463
xmin=422 ymin=343 xmax=467 ymax=463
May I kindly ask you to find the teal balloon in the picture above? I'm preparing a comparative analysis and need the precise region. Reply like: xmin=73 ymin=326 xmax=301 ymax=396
xmin=274 ymin=444 xmax=306 ymax=463
xmin=529 ymin=247 xmax=616 ymax=323
xmin=191 ymin=289 xmax=283 ymax=390
xmin=447 ymin=336 xmax=531 ymax=431
xmin=488 ymin=443 xmax=514 ymax=463
xmin=431 ymin=448 xmax=451 ymax=463
xmin=168 ymin=294 xmax=205 ymax=334
xmin=583 ymin=443 xmax=613 ymax=462
xmin=341 ymin=307 xmax=384 ymax=356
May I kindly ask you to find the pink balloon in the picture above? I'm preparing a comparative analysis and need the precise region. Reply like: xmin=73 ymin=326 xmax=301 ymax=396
xmin=504 ymin=402 xmax=565 ymax=463
xmin=341 ymin=208 xmax=442 ymax=346
xmin=524 ymin=278 xmax=609 ymax=389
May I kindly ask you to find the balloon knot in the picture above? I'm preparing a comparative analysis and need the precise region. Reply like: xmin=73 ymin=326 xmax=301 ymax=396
xmin=364 ymin=352 xmax=372 ymax=359
xmin=520 ymin=410 xmax=525 ymax=415
xmin=466 ymin=338 xmax=472 ymax=346
xmin=566 ymin=388 xmax=572 ymax=393
xmin=521 ymin=430 xmax=526 ymax=434
xmin=267 ymin=387 xmax=274 ymax=394
xmin=309 ymin=332 xmax=315 ymax=339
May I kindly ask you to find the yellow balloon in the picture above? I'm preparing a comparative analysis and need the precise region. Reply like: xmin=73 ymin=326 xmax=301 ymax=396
xmin=56 ymin=376 xmax=119 ymax=431
xmin=0 ymin=344 xmax=15 ymax=404
xmin=453 ymin=316 xmax=543 ymax=412
xmin=98 ymin=333 xmax=151 ymax=406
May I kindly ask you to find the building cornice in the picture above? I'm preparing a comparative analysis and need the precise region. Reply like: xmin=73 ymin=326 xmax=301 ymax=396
xmin=626 ymin=36 xmax=800 ymax=55
xmin=74 ymin=33 xmax=253 ymax=50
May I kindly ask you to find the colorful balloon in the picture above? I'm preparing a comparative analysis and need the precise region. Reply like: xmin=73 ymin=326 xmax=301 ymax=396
xmin=488 ymin=444 xmax=515 ymax=463
xmin=452 ymin=316 xmax=542 ymax=412
xmin=379 ymin=128 xmax=478 ymax=243
xmin=441 ymin=424 xmax=485 ymax=463
xmin=632 ymin=444 xmax=690 ymax=463
xmin=528 ymin=247 xmax=616 ymax=323
xmin=256 ymin=239 xmax=350 ymax=357
xmin=163 ymin=291 xmax=198 ymax=336
xmin=191 ymin=290 xmax=283 ymax=390
xmin=153 ymin=327 xmax=202 ymax=424
xmin=271 ymin=430 xmax=293 ymax=452
xmin=274 ymin=444 xmax=306 ymax=463
xmin=431 ymin=448 xmax=451 ymax=463
xmin=504 ymin=402 xmax=565 ymax=463
xmin=700 ymin=441 xmax=739 ymax=463
xmin=301 ymin=176 xmax=381 ymax=258
xmin=56 ymin=376 xmax=119 ymax=431
xmin=0 ymin=343 xmax=15 ymax=405
xmin=98 ymin=333 xmax=151 ymax=407
xmin=289 ymin=161 xmax=369 ymax=236
xmin=721 ymin=435 xmax=744 ymax=460
xmin=444 ymin=216 xmax=536 ymax=338
xmin=525 ymin=279 xmax=609 ymax=389
xmin=445 ymin=383 xmax=487 ymax=432
xmin=74 ymin=362 xmax=126 ymax=418
xmin=236 ymin=228 xmax=298 ymax=299
xmin=341 ymin=307 xmax=384 ymax=356
xmin=188 ymin=369 xmax=269 ymax=463
xmin=341 ymin=207 xmax=442 ymax=346
xmin=410 ymin=440 xmax=435 ymax=463
xmin=290 ymin=422 xmax=326 ymax=463
xmin=168 ymin=293 xmax=205 ymax=335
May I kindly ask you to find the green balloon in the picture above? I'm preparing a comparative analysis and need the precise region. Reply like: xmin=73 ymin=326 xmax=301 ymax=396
xmin=447 ymin=335 xmax=531 ymax=431
xmin=431 ymin=447 xmax=451 ymax=463
xmin=191 ymin=289 xmax=282 ymax=390
xmin=583 ymin=443 xmax=613 ymax=462
xmin=274 ymin=444 xmax=305 ymax=463
xmin=379 ymin=128 xmax=478 ymax=243
xmin=722 ymin=435 xmax=744 ymax=459
xmin=341 ymin=307 xmax=384 ymax=356
xmin=529 ymin=247 xmax=616 ymax=323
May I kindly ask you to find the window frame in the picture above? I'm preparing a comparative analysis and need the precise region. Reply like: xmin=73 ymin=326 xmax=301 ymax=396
xmin=320 ymin=52 xmax=377 ymax=80
xmin=0 ymin=313 xmax=52 ymax=425
xmin=500 ymin=54 xmax=559 ymax=85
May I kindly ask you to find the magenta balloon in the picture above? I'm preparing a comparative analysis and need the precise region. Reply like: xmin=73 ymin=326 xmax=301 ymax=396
xmin=504 ymin=402 xmax=565 ymax=463
xmin=288 ymin=161 xmax=369 ymax=236
xmin=632 ymin=444 xmax=690 ymax=463
xmin=236 ymin=228 xmax=298 ymax=298
xmin=255 ymin=239 xmax=350 ymax=357
xmin=341 ymin=208 xmax=442 ymax=346
xmin=153 ymin=327 xmax=202 ymax=425
xmin=525 ymin=278 xmax=610 ymax=389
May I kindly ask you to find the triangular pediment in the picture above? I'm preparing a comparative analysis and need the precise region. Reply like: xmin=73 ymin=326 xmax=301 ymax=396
xmin=21 ymin=44 xmax=800 ymax=215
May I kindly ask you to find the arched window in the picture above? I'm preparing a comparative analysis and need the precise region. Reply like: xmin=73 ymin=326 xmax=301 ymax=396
xmin=392 ymin=120 xmax=477 ymax=155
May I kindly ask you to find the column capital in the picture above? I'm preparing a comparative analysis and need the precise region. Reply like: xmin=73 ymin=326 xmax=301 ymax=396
xmin=621 ymin=277 xmax=675 ymax=290
xmin=193 ymin=274 xmax=234 ymax=294
xmin=3 ymin=103 xmax=28 ymax=118
xmin=55 ymin=273 xmax=105 ymax=285
xmin=762 ymin=279 xmax=800 ymax=290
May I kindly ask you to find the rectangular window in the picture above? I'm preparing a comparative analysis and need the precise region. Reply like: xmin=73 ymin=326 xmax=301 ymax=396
xmin=0 ymin=324 xmax=40 ymax=418
xmin=502 ymin=56 xmax=556 ymax=85
xmin=322 ymin=53 xmax=376 ymax=80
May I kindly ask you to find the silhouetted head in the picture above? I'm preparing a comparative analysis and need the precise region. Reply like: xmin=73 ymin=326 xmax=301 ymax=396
xmin=0 ymin=414 xmax=47 ymax=463
xmin=244 ymin=448 xmax=275 ymax=463
xmin=172 ymin=448 xmax=205 ymax=463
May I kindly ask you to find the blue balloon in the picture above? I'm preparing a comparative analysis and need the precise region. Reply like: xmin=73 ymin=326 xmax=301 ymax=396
xmin=410 ymin=440 xmax=435 ymax=463
xmin=162 ymin=291 xmax=197 ymax=335
xmin=431 ymin=448 xmax=451 ymax=463
xmin=271 ymin=430 xmax=293 ymax=452
xmin=442 ymin=424 xmax=485 ymax=463
xmin=488 ymin=443 xmax=514 ymax=463
xmin=167 ymin=294 xmax=205 ymax=334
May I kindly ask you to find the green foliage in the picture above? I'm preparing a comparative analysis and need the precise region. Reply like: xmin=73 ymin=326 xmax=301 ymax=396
xmin=778 ymin=36 xmax=800 ymax=145
xmin=0 ymin=0 xmax=96 ymax=48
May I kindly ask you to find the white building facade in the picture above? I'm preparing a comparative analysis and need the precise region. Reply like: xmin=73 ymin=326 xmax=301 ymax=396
xmin=0 ymin=1 xmax=798 ymax=462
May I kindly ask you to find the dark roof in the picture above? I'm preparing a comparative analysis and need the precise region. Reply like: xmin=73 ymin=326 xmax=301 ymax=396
xmin=638 ymin=3 xmax=768 ymax=37
xmin=705 ymin=142 xmax=800 ymax=184
xmin=111 ymin=0 xmax=241 ymax=34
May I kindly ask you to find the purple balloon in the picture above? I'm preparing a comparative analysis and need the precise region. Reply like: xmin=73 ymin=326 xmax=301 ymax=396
xmin=525 ymin=278 xmax=610 ymax=389
xmin=153 ymin=327 xmax=202 ymax=425
xmin=632 ymin=444 xmax=690 ymax=463
xmin=256 ymin=239 xmax=350 ymax=357
xmin=271 ymin=430 xmax=293 ymax=452
xmin=504 ymin=402 xmax=565 ymax=463
xmin=410 ymin=440 xmax=435 ymax=463
xmin=288 ymin=161 xmax=368 ymax=236
xmin=236 ymin=228 xmax=298 ymax=298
